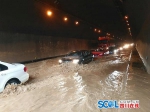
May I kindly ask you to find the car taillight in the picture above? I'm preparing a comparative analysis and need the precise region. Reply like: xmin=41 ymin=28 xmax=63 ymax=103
xmin=24 ymin=67 xmax=27 ymax=72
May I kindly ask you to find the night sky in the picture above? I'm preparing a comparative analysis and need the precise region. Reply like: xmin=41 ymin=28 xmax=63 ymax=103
xmin=0 ymin=0 xmax=142 ymax=40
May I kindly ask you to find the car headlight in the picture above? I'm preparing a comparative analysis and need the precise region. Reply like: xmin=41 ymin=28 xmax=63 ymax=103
xmin=72 ymin=59 xmax=79 ymax=64
xmin=123 ymin=44 xmax=130 ymax=49
xmin=58 ymin=59 xmax=62 ymax=63
xmin=114 ymin=49 xmax=118 ymax=54
xmin=114 ymin=50 xmax=117 ymax=53
xmin=104 ymin=51 xmax=109 ymax=54
xmin=130 ymin=43 xmax=134 ymax=46
xmin=120 ymin=47 xmax=123 ymax=50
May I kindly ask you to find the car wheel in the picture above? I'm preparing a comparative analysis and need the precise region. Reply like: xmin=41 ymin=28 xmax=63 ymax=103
xmin=91 ymin=57 xmax=94 ymax=61
xmin=5 ymin=79 xmax=20 ymax=88
xmin=79 ymin=60 xmax=84 ymax=64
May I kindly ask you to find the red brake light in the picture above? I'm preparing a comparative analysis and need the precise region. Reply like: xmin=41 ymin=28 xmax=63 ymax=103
xmin=24 ymin=67 xmax=27 ymax=72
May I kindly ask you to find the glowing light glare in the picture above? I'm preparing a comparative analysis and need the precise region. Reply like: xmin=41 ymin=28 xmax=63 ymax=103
xmin=104 ymin=51 xmax=109 ymax=55
xmin=64 ymin=17 xmax=68 ymax=21
xmin=75 ymin=21 xmax=79 ymax=25
xmin=47 ymin=10 xmax=52 ymax=16
xmin=126 ymin=20 xmax=128 ymax=23
xmin=72 ymin=59 xmax=79 ymax=64
xmin=58 ymin=59 xmax=62 ymax=63
xmin=98 ymin=30 xmax=101 ymax=33
xmin=94 ymin=29 xmax=97 ymax=31
xmin=125 ymin=16 xmax=128 ymax=19
xmin=127 ymin=24 xmax=129 ymax=26
xmin=114 ymin=49 xmax=118 ymax=54
xmin=130 ymin=43 xmax=134 ymax=46
xmin=107 ymin=33 xmax=110 ymax=35
xmin=120 ymin=47 xmax=123 ymax=50
xmin=123 ymin=44 xmax=130 ymax=49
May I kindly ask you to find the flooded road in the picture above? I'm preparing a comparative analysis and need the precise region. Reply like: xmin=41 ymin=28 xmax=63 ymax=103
xmin=118 ymin=49 xmax=150 ymax=112
xmin=0 ymin=49 xmax=149 ymax=112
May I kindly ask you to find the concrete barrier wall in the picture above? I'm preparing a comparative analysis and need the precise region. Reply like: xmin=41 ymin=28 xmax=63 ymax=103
xmin=136 ymin=40 xmax=150 ymax=73
xmin=124 ymin=0 xmax=150 ymax=74
xmin=136 ymin=14 xmax=150 ymax=74
xmin=0 ymin=32 xmax=91 ymax=63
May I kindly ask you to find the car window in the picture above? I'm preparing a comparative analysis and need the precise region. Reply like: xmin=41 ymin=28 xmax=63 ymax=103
xmin=77 ymin=52 xmax=82 ymax=56
xmin=109 ymin=47 xmax=114 ymax=50
xmin=67 ymin=52 xmax=79 ymax=56
xmin=99 ymin=48 xmax=104 ymax=51
xmin=83 ymin=51 xmax=86 ymax=56
xmin=87 ymin=51 xmax=91 ymax=55
xmin=90 ymin=50 xmax=95 ymax=52
xmin=82 ymin=51 xmax=88 ymax=56
xmin=99 ymin=40 xmax=108 ymax=44
xmin=0 ymin=64 xmax=8 ymax=71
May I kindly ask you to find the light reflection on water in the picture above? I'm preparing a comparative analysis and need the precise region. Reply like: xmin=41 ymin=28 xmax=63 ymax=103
xmin=101 ymin=71 xmax=124 ymax=100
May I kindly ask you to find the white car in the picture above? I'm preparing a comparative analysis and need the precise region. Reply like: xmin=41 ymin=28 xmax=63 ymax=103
xmin=0 ymin=61 xmax=29 ymax=93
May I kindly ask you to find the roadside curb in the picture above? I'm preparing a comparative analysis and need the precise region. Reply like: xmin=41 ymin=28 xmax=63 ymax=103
xmin=20 ymin=55 xmax=65 ymax=64
xmin=120 ymin=49 xmax=132 ymax=99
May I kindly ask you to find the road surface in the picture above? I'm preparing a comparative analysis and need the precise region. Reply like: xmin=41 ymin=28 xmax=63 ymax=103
xmin=0 ymin=49 xmax=149 ymax=112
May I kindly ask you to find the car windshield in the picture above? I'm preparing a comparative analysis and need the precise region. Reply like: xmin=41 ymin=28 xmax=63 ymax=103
xmin=95 ymin=48 xmax=103 ymax=51
xmin=109 ymin=47 xmax=114 ymax=50
xmin=99 ymin=40 xmax=108 ymax=44
xmin=66 ymin=52 xmax=79 ymax=56
xmin=99 ymin=48 xmax=104 ymax=51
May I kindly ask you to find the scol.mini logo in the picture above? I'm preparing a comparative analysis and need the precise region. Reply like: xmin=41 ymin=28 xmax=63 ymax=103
xmin=98 ymin=100 xmax=139 ymax=109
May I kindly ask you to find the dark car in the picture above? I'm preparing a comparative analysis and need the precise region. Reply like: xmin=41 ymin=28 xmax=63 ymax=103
xmin=109 ymin=47 xmax=119 ymax=54
xmin=109 ymin=47 xmax=115 ymax=54
xmin=58 ymin=50 xmax=93 ymax=64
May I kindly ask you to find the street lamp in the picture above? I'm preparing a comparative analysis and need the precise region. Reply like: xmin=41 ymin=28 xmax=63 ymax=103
xmin=75 ymin=21 xmax=79 ymax=25
xmin=47 ymin=10 xmax=52 ymax=16
xmin=125 ymin=16 xmax=128 ymax=19
xmin=64 ymin=17 xmax=68 ymax=21
xmin=98 ymin=30 xmax=101 ymax=33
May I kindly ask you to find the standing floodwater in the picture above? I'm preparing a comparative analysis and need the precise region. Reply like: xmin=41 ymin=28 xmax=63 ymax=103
xmin=1 ymin=49 xmax=148 ymax=112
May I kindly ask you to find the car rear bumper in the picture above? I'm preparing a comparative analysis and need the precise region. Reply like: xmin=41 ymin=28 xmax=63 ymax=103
xmin=18 ymin=72 xmax=29 ymax=83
